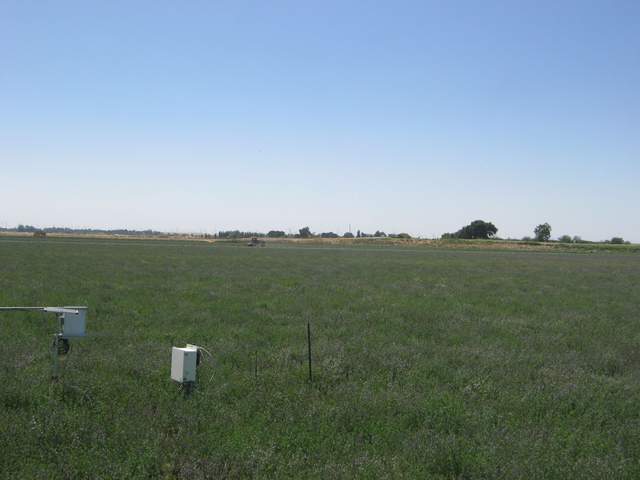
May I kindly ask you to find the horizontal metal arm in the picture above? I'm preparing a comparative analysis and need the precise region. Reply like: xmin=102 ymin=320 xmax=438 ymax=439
xmin=0 ymin=307 xmax=79 ymax=315
xmin=0 ymin=307 xmax=46 ymax=312
xmin=44 ymin=307 xmax=79 ymax=314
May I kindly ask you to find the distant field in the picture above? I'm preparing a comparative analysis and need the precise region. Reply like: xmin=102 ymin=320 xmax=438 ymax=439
xmin=2 ymin=230 xmax=638 ymax=254
xmin=1 ymin=237 xmax=640 ymax=478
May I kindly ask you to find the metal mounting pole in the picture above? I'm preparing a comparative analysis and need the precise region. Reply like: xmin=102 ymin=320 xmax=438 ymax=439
xmin=51 ymin=334 xmax=60 ymax=380
xmin=50 ymin=313 xmax=65 ymax=379
xmin=307 ymin=321 xmax=313 ymax=383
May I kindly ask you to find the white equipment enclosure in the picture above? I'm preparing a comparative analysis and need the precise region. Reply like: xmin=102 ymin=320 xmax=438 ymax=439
xmin=171 ymin=346 xmax=198 ymax=383
xmin=60 ymin=306 xmax=87 ymax=337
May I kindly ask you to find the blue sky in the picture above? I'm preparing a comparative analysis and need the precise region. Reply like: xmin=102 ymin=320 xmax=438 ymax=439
xmin=1 ymin=1 xmax=638 ymax=240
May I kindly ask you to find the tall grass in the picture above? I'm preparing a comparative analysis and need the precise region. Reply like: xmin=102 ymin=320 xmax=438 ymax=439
xmin=1 ymin=237 xmax=639 ymax=478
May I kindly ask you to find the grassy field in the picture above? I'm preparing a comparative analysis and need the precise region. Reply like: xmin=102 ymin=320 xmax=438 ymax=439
xmin=1 ymin=237 xmax=640 ymax=478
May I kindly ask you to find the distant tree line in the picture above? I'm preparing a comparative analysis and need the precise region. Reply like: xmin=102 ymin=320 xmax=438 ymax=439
xmin=0 ymin=225 xmax=164 ymax=236
xmin=441 ymin=220 xmax=630 ymax=245
xmin=191 ymin=227 xmax=410 ymax=240
xmin=2 ymin=223 xmax=630 ymax=244
xmin=217 ymin=230 xmax=266 ymax=239
xmin=292 ymin=227 xmax=411 ymax=239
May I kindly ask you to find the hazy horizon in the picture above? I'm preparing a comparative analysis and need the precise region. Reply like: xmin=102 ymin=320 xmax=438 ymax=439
xmin=2 ymin=1 xmax=638 ymax=241
xmin=0 ymin=220 xmax=632 ymax=243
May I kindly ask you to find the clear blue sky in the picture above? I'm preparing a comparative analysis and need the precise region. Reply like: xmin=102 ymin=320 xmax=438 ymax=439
xmin=1 ymin=1 xmax=638 ymax=240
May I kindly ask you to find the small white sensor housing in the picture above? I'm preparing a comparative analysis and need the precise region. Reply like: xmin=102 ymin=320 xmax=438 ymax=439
xmin=171 ymin=346 xmax=198 ymax=383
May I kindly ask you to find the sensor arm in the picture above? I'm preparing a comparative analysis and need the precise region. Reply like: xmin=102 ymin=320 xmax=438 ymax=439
xmin=0 ymin=307 xmax=79 ymax=315
xmin=44 ymin=307 xmax=79 ymax=315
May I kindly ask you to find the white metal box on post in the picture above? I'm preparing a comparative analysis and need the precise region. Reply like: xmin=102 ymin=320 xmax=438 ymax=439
xmin=171 ymin=346 xmax=198 ymax=383
xmin=62 ymin=306 xmax=87 ymax=338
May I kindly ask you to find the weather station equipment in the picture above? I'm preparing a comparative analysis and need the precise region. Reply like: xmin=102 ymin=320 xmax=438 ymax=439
xmin=0 ymin=306 xmax=87 ymax=379
xmin=171 ymin=343 xmax=213 ymax=394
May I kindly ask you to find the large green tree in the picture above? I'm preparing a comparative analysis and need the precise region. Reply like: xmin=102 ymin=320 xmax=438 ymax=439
xmin=443 ymin=220 xmax=498 ymax=239
xmin=534 ymin=223 xmax=552 ymax=242
xmin=298 ymin=226 xmax=312 ymax=238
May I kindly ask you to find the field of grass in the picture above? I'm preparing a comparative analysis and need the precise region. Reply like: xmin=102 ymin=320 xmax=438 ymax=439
xmin=1 ymin=237 xmax=640 ymax=478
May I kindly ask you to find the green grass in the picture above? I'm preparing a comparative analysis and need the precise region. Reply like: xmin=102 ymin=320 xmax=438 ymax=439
xmin=1 ymin=237 xmax=640 ymax=478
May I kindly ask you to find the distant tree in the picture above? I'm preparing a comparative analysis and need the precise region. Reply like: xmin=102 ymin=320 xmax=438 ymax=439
xmin=558 ymin=235 xmax=572 ymax=243
xmin=320 ymin=232 xmax=339 ymax=238
xmin=218 ymin=230 xmax=264 ymax=239
xmin=343 ymin=232 xmax=354 ymax=238
xmin=298 ymin=227 xmax=312 ymax=238
xmin=611 ymin=237 xmax=625 ymax=244
xmin=388 ymin=233 xmax=410 ymax=239
xmin=267 ymin=230 xmax=286 ymax=238
xmin=521 ymin=236 xmax=533 ymax=241
xmin=356 ymin=230 xmax=361 ymax=238
xmin=444 ymin=220 xmax=498 ymax=240
xmin=465 ymin=220 xmax=497 ymax=239
xmin=572 ymin=235 xmax=583 ymax=243
xmin=374 ymin=230 xmax=387 ymax=237
xmin=534 ymin=223 xmax=552 ymax=242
